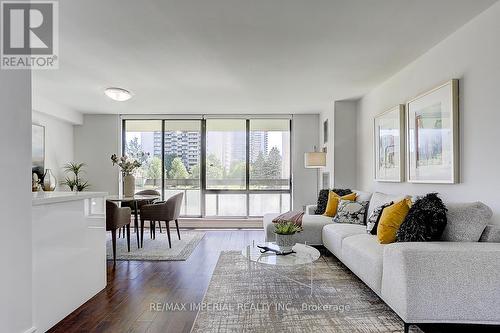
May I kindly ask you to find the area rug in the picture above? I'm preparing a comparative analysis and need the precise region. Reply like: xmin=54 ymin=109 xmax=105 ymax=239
xmin=191 ymin=251 xmax=423 ymax=333
xmin=106 ymin=231 xmax=205 ymax=261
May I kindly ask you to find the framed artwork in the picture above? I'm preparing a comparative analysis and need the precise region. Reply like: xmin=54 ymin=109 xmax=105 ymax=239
xmin=406 ymin=79 xmax=459 ymax=183
xmin=323 ymin=119 xmax=328 ymax=144
xmin=374 ymin=105 xmax=405 ymax=182
xmin=32 ymin=124 xmax=45 ymax=180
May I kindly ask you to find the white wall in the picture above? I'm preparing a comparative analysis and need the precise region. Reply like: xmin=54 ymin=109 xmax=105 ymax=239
xmin=74 ymin=114 xmax=121 ymax=194
xmin=0 ymin=71 xmax=33 ymax=332
xmin=32 ymin=110 xmax=74 ymax=188
xmin=292 ymin=114 xmax=320 ymax=209
xmin=356 ymin=1 xmax=500 ymax=224
xmin=319 ymin=101 xmax=358 ymax=190
xmin=333 ymin=101 xmax=357 ymax=189
xmin=319 ymin=109 xmax=334 ymax=189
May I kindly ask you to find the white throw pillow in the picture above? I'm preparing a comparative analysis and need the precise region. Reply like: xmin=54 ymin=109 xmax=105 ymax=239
xmin=367 ymin=192 xmax=407 ymax=217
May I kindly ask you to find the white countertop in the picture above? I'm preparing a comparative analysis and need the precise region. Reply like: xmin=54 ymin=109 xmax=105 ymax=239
xmin=32 ymin=191 xmax=108 ymax=206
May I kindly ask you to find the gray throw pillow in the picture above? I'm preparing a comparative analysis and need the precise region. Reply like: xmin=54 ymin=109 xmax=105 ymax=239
xmin=479 ymin=225 xmax=500 ymax=243
xmin=441 ymin=202 xmax=493 ymax=242
xmin=334 ymin=200 xmax=369 ymax=225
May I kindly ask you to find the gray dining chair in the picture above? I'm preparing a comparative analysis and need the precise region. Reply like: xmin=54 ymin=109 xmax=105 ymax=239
xmin=106 ymin=200 xmax=132 ymax=264
xmin=119 ymin=189 xmax=161 ymax=238
xmin=139 ymin=192 xmax=183 ymax=248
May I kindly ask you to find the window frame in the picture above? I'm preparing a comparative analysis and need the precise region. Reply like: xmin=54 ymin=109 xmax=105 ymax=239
xmin=122 ymin=117 xmax=292 ymax=218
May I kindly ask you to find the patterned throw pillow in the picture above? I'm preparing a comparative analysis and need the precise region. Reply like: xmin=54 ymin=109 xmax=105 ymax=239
xmin=366 ymin=202 xmax=393 ymax=235
xmin=333 ymin=200 xmax=369 ymax=225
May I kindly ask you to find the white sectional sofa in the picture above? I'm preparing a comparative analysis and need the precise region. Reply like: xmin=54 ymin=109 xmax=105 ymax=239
xmin=263 ymin=191 xmax=500 ymax=332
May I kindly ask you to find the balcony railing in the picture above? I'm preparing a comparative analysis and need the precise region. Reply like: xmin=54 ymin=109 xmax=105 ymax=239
xmin=133 ymin=177 xmax=291 ymax=217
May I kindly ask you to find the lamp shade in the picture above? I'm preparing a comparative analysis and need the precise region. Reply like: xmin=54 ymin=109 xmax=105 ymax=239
xmin=304 ymin=152 xmax=326 ymax=168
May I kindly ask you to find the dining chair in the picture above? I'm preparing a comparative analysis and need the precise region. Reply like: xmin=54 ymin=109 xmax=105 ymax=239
xmin=106 ymin=200 xmax=132 ymax=264
xmin=119 ymin=189 xmax=161 ymax=238
xmin=139 ymin=192 xmax=183 ymax=248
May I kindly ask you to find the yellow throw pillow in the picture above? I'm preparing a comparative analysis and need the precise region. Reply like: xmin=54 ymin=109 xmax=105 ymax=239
xmin=323 ymin=192 xmax=357 ymax=217
xmin=377 ymin=198 xmax=412 ymax=244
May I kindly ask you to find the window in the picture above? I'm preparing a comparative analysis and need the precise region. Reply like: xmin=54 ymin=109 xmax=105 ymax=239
xmin=164 ymin=121 xmax=201 ymax=216
xmin=205 ymin=119 xmax=246 ymax=190
xmin=249 ymin=119 xmax=290 ymax=190
xmin=123 ymin=117 xmax=291 ymax=217
xmin=123 ymin=120 xmax=162 ymax=194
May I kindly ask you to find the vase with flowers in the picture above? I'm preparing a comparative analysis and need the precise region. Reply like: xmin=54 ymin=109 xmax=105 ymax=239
xmin=111 ymin=154 xmax=142 ymax=197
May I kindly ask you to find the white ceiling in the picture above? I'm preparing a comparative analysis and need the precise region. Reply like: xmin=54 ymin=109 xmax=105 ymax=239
xmin=33 ymin=0 xmax=497 ymax=116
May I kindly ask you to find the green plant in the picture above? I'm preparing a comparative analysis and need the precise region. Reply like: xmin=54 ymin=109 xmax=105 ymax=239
xmin=274 ymin=221 xmax=303 ymax=235
xmin=61 ymin=162 xmax=90 ymax=191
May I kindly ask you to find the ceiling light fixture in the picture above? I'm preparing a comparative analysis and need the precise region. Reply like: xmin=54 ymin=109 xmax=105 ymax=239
xmin=104 ymin=87 xmax=133 ymax=101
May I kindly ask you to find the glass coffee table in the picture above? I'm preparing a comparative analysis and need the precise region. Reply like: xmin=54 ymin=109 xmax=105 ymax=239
xmin=242 ymin=242 xmax=320 ymax=295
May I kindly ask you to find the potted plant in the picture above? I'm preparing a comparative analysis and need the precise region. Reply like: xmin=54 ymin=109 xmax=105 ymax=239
xmin=274 ymin=221 xmax=303 ymax=253
xmin=61 ymin=162 xmax=90 ymax=192
xmin=111 ymin=154 xmax=142 ymax=197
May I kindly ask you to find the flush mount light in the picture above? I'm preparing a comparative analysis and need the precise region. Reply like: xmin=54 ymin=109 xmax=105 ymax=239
xmin=104 ymin=87 xmax=132 ymax=101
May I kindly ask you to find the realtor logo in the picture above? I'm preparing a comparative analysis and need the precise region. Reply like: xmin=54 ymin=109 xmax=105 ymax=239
xmin=1 ymin=0 xmax=58 ymax=69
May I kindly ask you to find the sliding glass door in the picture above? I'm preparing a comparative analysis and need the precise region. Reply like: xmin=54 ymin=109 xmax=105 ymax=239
xmin=122 ymin=117 xmax=291 ymax=218
xmin=248 ymin=119 xmax=291 ymax=216
xmin=205 ymin=119 xmax=247 ymax=190
xmin=163 ymin=121 xmax=202 ymax=216
xmin=123 ymin=120 xmax=162 ymax=194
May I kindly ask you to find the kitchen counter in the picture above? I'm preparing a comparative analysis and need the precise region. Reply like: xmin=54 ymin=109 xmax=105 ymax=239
xmin=32 ymin=191 xmax=107 ymax=206
xmin=32 ymin=191 xmax=107 ymax=332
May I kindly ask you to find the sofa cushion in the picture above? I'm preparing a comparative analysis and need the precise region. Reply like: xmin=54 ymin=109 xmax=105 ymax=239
xmin=264 ymin=213 xmax=332 ymax=245
xmin=322 ymin=223 xmax=366 ymax=259
xmin=480 ymin=225 xmax=500 ymax=243
xmin=366 ymin=202 xmax=393 ymax=234
xmin=314 ymin=189 xmax=352 ymax=215
xmin=396 ymin=193 xmax=448 ymax=242
xmin=323 ymin=192 xmax=357 ymax=217
xmin=354 ymin=190 xmax=373 ymax=203
xmin=377 ymin=199 xmax=412 ymax=244
xmin=441 ymin=202 xmax=492 ymax=242
xmin=367 ymin=192 xmax=407 ymax=217
xmin=333 ymin=199 xmax=369 ymax=225
xmin=341 ymin=234 xmax=385 ymax=295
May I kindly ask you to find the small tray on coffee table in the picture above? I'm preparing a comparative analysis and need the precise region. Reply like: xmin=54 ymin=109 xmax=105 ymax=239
xmin=242 ymin=242 xmax=320 ymax=266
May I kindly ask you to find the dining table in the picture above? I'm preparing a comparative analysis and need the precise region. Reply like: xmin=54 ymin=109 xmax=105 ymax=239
xmin=106 ymin=194 xmax=160 ymax=248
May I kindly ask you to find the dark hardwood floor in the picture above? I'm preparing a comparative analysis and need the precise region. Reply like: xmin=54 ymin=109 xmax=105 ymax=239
xmin=49 ymin=230 xmax=497 ymax=333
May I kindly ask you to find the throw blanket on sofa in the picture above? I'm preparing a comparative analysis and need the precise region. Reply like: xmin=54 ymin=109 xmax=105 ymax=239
xmin=272 ymin=211 xmax=305 ymax=227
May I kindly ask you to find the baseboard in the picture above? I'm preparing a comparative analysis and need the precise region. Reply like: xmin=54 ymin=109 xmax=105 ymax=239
xmin=178 ymin=218 xmax=263 ymax=229
xmin=129 ymin=218 xmax=263 ymax=229
xmin=127 ymin=217 xmax=264 ymax=229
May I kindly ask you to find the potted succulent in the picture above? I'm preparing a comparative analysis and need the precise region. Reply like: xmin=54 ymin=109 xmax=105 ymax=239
xmin=274 ymin=221 xmax=303 ymax=253
xmin=111 ymin=154 xmax=142 ymax=197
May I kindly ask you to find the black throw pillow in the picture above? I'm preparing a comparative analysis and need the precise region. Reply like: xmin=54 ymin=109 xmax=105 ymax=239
xmin=396 ymin=193 xmax=447 ymax=242
xmin=314 ymin=188 xmax=352 ymax=215
xmin=367 ymin=202 xmax=393 ymax=235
